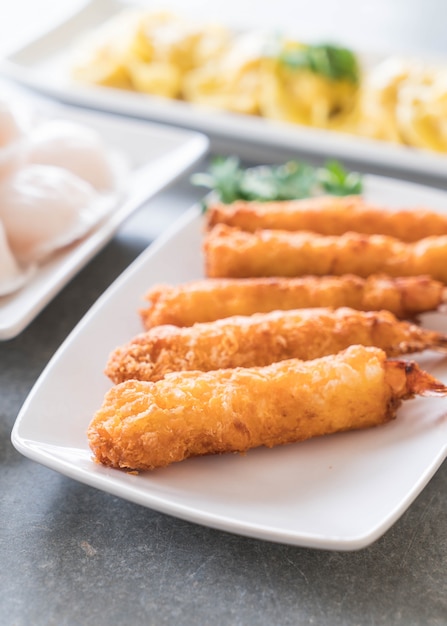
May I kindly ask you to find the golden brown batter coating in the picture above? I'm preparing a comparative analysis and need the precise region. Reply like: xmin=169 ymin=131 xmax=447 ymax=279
xmin=140 ymin=275 xmax=445 ymax=327
xmin=88 ymin=345 xmax=447 ymax=470
xmin=107 ymin=307 xmax=447 ymax=383
xmin=206 ymin=195 xmax=447 ymax=241
xmin=203 ymin=225 xmax=447 ymax=282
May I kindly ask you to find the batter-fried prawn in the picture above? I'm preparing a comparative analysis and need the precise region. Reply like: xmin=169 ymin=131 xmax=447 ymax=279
xmin=140 ymin=275 xmax=446 ymax=327
xmin=88 ymin=345 xmax=447 ymax=470
xmin=107 ymin=307 xmax=447 ymax=383
xmin=203 ymin=225 xmax=447 ymax=282
xmin=206 ymin=195 xmax=447 ymax=241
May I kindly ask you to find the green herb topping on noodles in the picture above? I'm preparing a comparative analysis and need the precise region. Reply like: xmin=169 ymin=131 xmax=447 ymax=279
xmin=280 ymin=43 xmax=360 ymax=84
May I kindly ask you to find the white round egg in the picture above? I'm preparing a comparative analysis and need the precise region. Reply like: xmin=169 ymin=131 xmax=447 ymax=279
xmin=0 ymin=164 xmax=103 ymax=265
xmin=28 ymin=120 xmax=120 ymax=191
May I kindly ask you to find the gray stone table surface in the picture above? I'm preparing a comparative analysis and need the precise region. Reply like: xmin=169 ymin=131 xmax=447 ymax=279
xmin=2 ymin=1 xmax=447 ymax=624
xmin=1 ymin=164 xmax=447 ymax=626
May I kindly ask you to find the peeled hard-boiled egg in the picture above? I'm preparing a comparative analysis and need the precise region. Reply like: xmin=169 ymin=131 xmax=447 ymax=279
xmin=0 ymin=164 xmax=107 ymax=265
xmin=28 ymin=119 xmax=121 ymax=191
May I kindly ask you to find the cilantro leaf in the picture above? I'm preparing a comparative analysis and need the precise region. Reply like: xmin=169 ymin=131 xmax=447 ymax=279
xmin=191 ymin=156 xmax=362 ymax=206
xmin=240 ymin=161 xmax=317 ymax=201
xmin=190 ymin=156 xmax=243 ymax=204
xmin=317 ymin=159 xmax=363 ymax=195
xmin=280 ymin=43 xmax=360 ymax=84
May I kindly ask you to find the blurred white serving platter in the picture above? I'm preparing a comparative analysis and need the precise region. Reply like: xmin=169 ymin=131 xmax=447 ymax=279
xmin=0 ymin=95 xmax=208 ymax=339
xmin=1 ymin=0 xmax=447 ymax=179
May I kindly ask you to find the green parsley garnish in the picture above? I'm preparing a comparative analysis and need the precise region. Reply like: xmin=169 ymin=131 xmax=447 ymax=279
xmin=280 ymin=43 xmax=360 ymax=84
xmin=191 ymin=156 xmax=362 ymax=206
xmin=318 ymin=159 xmax=363 ymax=196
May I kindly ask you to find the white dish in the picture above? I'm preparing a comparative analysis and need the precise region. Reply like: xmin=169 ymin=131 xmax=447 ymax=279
xmin=1 ymin=0 xmax=447 ymax=179
xmin=11 ymin=173 xmax=447 ymax=550
xmin=0 ymin=96 xmax=208 ymax=339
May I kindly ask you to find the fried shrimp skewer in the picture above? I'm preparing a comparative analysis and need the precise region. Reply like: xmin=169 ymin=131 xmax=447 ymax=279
xmin=107 ymin=307 xmax=447 ymax=383
xmin=204 ymin=225 xmax=447 ymax=282
xmin=140 ymin=275 xmax=446 ymax=328
xmin=206 ymin=195 xmax=447 ymax=241
xmin=89 ymin=345 xmax=447 ymax=470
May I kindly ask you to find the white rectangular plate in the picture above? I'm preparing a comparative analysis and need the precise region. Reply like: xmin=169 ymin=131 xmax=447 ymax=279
xmin=0 ymin=93 xmax=208 ymax=339
xmin=11 ymin=173 xmax=447 ymax=550
xmin=1 ymin=0 xmax=447 ymax=179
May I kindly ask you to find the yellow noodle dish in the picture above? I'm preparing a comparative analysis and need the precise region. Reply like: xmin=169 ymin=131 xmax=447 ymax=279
xmin=70 ymin=9 xmax=447 ymax=153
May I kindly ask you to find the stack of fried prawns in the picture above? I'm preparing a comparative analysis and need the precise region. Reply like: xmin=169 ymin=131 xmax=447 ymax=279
xmin=88 ymin=194 xmax=447 ymax=471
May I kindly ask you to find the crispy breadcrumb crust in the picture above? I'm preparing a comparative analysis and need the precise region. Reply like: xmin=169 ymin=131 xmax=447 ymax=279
xmin=206 ymin=195 xmax=447 ymax=241
xmin=107 ymin=307 xmax=447 ymax=383
xmin=140 ymin=275 xmax=445 ymax=328
xmin=203 ymin=225 xmax=447 ymax=282
xmin=89 ymin=345 xmax=447 ymax=470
